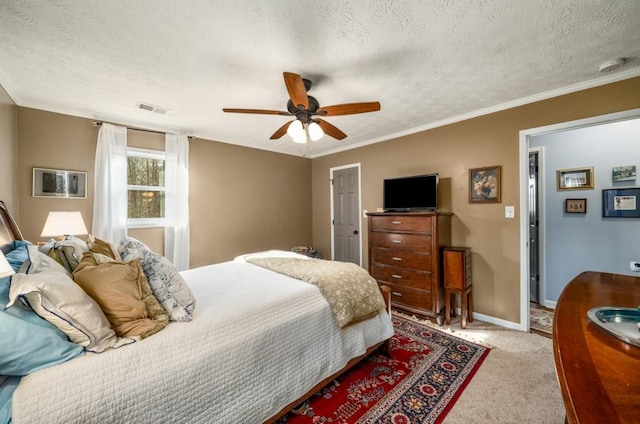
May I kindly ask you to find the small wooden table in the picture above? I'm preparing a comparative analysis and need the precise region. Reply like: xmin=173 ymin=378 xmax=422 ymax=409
xmin=443 ymin=247 xmax=472 ymax=328
xmin=553 ymin=271 xmax=640 ymax=424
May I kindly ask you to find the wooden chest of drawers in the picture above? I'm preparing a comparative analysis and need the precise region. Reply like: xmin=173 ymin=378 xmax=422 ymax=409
xmin=367 ymin=212 xmax=451 ymax=321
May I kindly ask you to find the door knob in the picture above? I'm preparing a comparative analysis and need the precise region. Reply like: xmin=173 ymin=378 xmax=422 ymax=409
xmin=353 ymin=230 xmax=358 ymax=235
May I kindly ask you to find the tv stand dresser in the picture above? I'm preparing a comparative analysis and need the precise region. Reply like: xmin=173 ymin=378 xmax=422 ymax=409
xmin=367 ymin=211 xmax=451 ymax=323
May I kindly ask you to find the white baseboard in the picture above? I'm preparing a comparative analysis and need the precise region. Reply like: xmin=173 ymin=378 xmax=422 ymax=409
xmin=455 ymin=308 xmax=525 ymax=331
xmin=542 ymin=300 xmax=557 ymax=309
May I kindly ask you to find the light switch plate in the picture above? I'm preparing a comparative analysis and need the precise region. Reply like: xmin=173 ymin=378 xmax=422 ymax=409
xmin=505 ymin=206 xmax=515 ymax=218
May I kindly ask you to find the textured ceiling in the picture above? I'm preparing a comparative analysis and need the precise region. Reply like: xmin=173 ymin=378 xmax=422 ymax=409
xmin=0 ymin=0 xmax=639 ymax=158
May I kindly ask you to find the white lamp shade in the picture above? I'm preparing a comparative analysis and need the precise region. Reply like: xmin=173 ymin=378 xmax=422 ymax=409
xmin=308 ymin=122 xmax=324 ymax=141
xmin=287 ymin=120 xmax=304 ymax=139
xmin=41 ymin=211 xmax=88 ymax=238
xmin=0 ymin=251 xmax=14 ymax=279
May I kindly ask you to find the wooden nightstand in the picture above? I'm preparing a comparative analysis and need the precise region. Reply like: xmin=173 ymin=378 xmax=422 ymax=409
xmin=443 ymin=247 xmax=472 ymax=328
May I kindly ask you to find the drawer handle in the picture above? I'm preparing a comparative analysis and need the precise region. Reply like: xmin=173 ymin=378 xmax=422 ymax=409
xmin=392 ymin=257 xmax=402 ymax=261
xmin=392 ymin=274 xmax=402 ymax=279
xmin=392 ymin=220 xmax=402 ymax=225
xmin=392 ymin=240 xmax=402 ymax=244
xmin=392 ymin=291 xmax=403 ymax=297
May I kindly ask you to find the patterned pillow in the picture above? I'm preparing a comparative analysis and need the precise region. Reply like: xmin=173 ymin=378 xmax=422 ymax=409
xmin=7 ymin=271 xmax=132 ymax=353
xmin=118 ymin=237 xmax=195 ymax=322
xmin=73 ymin=252 xmax=169 ymax=338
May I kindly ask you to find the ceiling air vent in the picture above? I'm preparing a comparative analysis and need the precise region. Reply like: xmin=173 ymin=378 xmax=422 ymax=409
xmin=136 ymin=101 xmax=170 ymax=115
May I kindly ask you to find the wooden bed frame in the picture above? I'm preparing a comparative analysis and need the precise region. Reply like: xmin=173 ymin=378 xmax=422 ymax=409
xmin=0 ymin=200 xmax=392 ymax=423
xmin=0 ymin=201 xmax=23 ymax=246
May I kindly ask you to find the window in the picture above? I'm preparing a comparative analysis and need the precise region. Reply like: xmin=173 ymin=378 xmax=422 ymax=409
xmin=127 ymin=147 xmax=165 ymax=227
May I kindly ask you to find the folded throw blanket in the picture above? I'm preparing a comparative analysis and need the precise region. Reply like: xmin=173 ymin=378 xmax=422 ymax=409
xmin=247 ymin=257 xmax=385 ymax=328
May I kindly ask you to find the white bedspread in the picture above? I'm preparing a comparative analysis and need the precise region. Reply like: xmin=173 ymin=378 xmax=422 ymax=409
xmin=12 ymin=260 xmax=393 ymax=423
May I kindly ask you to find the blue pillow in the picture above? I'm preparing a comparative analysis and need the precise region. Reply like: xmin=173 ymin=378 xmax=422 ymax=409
xmin=1 ymin=275 xmax=84 ymax=376
xmin=0 ymin=242 xmax=82 ymax=422
xmin=1 ymin=241 xmax=84 ymax=376
xmin=3 ymin=240 xmax=30 ymax=272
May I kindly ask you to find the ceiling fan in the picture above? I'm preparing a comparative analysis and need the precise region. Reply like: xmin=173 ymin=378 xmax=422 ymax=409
xmin=223 ymin=72 xmax=380 ymax=143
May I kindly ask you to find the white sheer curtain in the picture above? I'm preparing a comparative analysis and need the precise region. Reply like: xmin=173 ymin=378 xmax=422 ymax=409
xmin=165 ymin=134 xmax=190 ymax=271
xmin=92 ymin=123 xmax=128 ymax=243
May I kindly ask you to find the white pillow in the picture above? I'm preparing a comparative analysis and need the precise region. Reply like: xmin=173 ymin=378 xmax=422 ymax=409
xmin=8 ymin=272 xmax=136 ymax=353
xmin=40 ymin=235 xmax=89 ymax=272
xmin=118 ymin=237 xmax=195 ymax=322
xmin=233 ymin=249 xmax=310 ymax=262
xmin=19 ymin=244 xmax=70 ymax=276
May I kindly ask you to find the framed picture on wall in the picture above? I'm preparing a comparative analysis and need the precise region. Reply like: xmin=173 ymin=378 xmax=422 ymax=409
xmin=612 ymin=165 xmax=636 ymax=182
xmin=32 ymin=168 xmax=87 ymax=199
xmin=469 ymin=165 xmax=501 ymax=203
xmin=602 ymin=188 xmax=640 ymax=218
xmin=565 ymin=198 xmax=587 ymax=214
xmin=556 ymin=167 xmax=594 ymax=190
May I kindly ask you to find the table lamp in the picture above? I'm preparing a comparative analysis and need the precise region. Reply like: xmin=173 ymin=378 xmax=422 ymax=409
xmin=0 ymin=250 xmax=15 ymax=279
xmin=40 ymin=211 xmax=88 ymax=240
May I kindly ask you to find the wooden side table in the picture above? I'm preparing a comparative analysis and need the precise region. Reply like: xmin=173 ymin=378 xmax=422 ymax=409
xmin=443 ymin=247 xmax=472 ymax=328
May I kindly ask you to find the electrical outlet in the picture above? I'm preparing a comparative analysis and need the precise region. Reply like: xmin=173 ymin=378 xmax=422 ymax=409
xmin=630 ymin=261 xmax=640 ymax=272
xmin=363 ymin=209 xmax=368 ymax=218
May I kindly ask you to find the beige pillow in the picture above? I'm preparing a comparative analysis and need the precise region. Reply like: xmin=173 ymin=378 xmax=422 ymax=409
xmin=88 ymin=237 xmax=122 ymax=262
xmin=7 ymin=271 xmax=132 ymax=353
xmin=73 ymin=252 xmax=168 ymax=338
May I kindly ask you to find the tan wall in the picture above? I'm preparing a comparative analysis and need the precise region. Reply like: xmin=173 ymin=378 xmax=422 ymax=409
xmin=0 ymin=85 xmax=19 ymax=217
xmin=189 ymin=138 xmax=312 ymax=267
xmin=18 ymin=108 xmax=98 ymax=244
xmin=15 ymin=108 xmax=312 ymax=266
xmin=311 ymin=77 xmax=640 ymax=324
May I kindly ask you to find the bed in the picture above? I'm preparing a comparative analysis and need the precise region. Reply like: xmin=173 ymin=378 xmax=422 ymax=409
xmin=0 ymin=201 xmax=394 ymax=423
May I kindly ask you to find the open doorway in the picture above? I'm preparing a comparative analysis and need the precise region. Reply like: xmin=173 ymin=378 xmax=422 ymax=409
xmin=519 ymin=108 xmax=640 ymax=332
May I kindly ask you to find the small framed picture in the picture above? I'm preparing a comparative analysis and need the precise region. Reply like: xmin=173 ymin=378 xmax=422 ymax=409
xmin=565 ymin=198 xmax=587 ymax=214
xmin=612 ymin=165 xmax=636 ymax=182
xmin=557 ymin=167 xmax=594 ymax=190
xmin=32 ymin=168 xmax=87 ymax=199
xmin=602 ymin=188 xmax=640 ymax=218
xmin=469 ymin=165 xmax=501 ymax=203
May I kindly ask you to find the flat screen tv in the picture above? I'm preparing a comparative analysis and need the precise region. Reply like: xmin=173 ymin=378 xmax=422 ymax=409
xmin=383 ymin=173 xmax=438 ymax=212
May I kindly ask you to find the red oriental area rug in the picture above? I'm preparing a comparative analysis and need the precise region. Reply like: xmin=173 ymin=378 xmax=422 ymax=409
xmin=278 ymin=314 xmax=490 ymax=424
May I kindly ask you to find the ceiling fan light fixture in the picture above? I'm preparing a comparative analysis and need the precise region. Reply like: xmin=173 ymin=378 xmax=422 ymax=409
xmin=292 ymin=133 xmax=307 ymax=144
xmin=287 ymin=119 xmax=303 ymax=138
xmin=308 ymin=122 xmax=324 ymax=141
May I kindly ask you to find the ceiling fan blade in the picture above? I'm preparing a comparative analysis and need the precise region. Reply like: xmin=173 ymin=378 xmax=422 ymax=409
xmin=223 ymin=108 xmax=291 ymax=116
xmin=270 ymin=121 xmax=292 ymax=140
xmin=316 ymin=119 xmax=347 ymax=140
xmin=316 ymin=102 xmax=381 ymax=116
xmin=283 ymin=72 xmax=309 ymax=110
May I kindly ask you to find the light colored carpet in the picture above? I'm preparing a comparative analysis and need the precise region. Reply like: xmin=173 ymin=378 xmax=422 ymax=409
xmin=395 ymin=311 xmax=566 ymax=424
